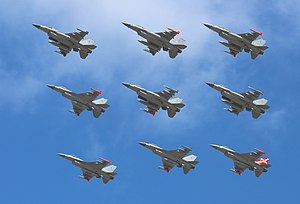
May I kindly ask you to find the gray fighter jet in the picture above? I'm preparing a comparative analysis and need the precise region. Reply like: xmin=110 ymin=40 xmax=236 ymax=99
xmin=122 ymin=83 xmax=185 ymax=118
xmin=139 ymin=142 xmax=198 ymax=174
xmin=122 ymin=22 xmax=187 ymax=58
xmin=204 ymin=23 xmax=268 ymax=59
xmin=58 ymin=153 xmax=117 ymax=183
xmin=47 ymin=84 xmax=109 ymax=118
xmin=206 ymin=82 xmax=270 ymax=119
xmin=210 ymin=144 xmax=271 ymax=177
xmin=33 ymin=24 xmax=96 ymax=59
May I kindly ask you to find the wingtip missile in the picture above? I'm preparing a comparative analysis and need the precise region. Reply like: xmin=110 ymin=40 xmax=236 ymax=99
xmin=250 ymin=29 xmax=263 ymax=36
xmin=91 ymin=88 xmax=102 ymax=94
xmin=163 ymin=85 xmax=178 ymax=93
xmin=99 ymin=157 xmax=112 ymax=164
xmin=248 ymin=86 xmax=263 ymax=95
xmin=167 ymin=27 xmax=180 ymax=35
xmin=76 ymin=28 xmax=88 ymax=34
xmin=254 ymin=148 xmax=266 ymax=154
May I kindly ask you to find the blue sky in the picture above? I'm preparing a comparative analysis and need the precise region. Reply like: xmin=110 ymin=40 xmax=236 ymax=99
xmin=0 ymin=0 xmax=299 ymax=203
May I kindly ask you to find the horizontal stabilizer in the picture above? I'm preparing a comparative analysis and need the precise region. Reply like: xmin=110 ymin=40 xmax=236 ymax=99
xmin=252 ymin=39 xmax=266 ymax=46
xmin=259 ymin=46 xmax=268 ymax=51
xmin=102 ymin=165 xmax=117 ymax=173
xmin=182 ymin=154 xmax=197 ymax=162
xmin=167 ymin=109 xmax=177 ymax=118
xmin=79 ymin=50 xmax=89 ymax=59
xmin=250 ymin=50 xmax=259 ymax=60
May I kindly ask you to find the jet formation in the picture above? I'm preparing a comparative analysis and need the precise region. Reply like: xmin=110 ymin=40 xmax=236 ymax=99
xmin=204 ymin=23 xmax=268 ymax=59
xmin=206 ymin=82 xmax=270 ymax=119
xmin=210 ymin=144 xmax=271 ymax=177
xmin=47 ymin=84 xmax=109 ymax=118
xmin=58 ymin=153 xmax=117 ymax=183
xmin=123 ymin=83 xmax=185 ymax=118
xmin=122 ymin=22 xmax=187 ymax=58
xmin=139 ymin=142 xmax=198 ymax=174
xmin=33 ymin=24 xmax=96 ymax=59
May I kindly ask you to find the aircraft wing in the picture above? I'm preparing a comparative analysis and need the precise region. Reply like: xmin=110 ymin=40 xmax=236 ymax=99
xmin=86 ymin=161 xmax=107 ymax=170
xmin=238 ymin=30 xmax=261 ymax=42
xmin=239 ymin=150 xmax=265 ymax=162
xmin=144 ymin=39 xmax=161 ymax=56
xmin=240 ymin=88 xmax=263 ymax=102
xmin=156 ymin=28 xmax=179 ymax=41
xmin=233 ymin=161 xmax=247 ymax=175
xmin=76 ymin=89 xmax=102 ymax=102
xmin=71 ymin=101 xmax=86 ymax=116
xmin=161 ymin=158 xmax=176 ymax=172
xmin=155 ymin=87 xmax=178 ymax=100
xmin=142 ymin=102 xmax=160 ymax=116
xmin=224 ymin=42 xmax=241 ymax=57
xmin=55 ymin=46 xmax=71 ymax=57
xmin=165 ymin=146 xmax=191 ymax=159
xmin=66 ymin=29 xmax=88 ymax=42
xmin=81 ymin=169 xmax=94 ymax=181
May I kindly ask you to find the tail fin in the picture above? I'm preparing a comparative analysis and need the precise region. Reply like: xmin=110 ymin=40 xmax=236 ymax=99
xmin=102 ymin=165 xmax=117 ymax=173
xmin=93 ymin=98 xmax=109 ymax=108
xmin=91 ymin=98 xmax=109 ymax=118
xmin=251 ymin=39 xmax=266 ymax=46
xmin=170 ymin=38 xmax=187 ymax=49
xmin=182 ymin=155 xmax=198 ymax=174
xmin=182 ymin=154 xmax=197 ymax=162
xmin=168 ymin=97 xmax=185 ymax=108
xmin=253 ymin=98 xmax=270 ymax=110
xmin=80 ymin=38 xmax=97 ymax=49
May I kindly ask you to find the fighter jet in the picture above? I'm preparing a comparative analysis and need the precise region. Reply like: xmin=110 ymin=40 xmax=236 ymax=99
xmin=139 ymin=142 xmax=198 ymax=174
xmin=58 ymin=153 xmax=117 ymax=183
xmin=210 ymin=144 xmax=271 ymax=177
xmin=33 ymin=24 xmax=96 ymax=59
xmin=47 ymin=84 xmax=109 ymax=118
xmin=203 ymin=23 xmax=268 ymax=59
xmin=206 ymin=82 xmax=270 ymax=119
xmin=122 ymin=82 xmax=185 ymax=118
xmin=122 ymin=22 xmax=187 ymax=58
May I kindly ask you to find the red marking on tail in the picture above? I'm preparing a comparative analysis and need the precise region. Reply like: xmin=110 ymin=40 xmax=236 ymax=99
xmin=167 ymin=27 xmax=180 ymax=34
xmin=166 ymin=169 xmax=170 ymax=173
xmin=250 ymin=29 xmax=263 ymax=36
xmin=91 ymin=88 xmax=102 ymax=94
xmin=100 ymin=157 xmax=112 ymax=164
xmin=255 ymin=158 xmax=269 ymax=165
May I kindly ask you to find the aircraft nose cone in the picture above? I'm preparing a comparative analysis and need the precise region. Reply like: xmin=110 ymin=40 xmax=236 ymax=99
xmin=57 ymin=153 xmax=66 ymax=158
xmin=32 ymin=23 xmax=41 ymax=29
xmin=138 ymin=142 xmax=147 ymax=147
xmin=47 ymin=84 xmax=55 ymax=89
xmin=122 ymin=82 xmax=131 ymax=88
xmin=206 ymin=82 xmax=214 ymax=88
xmin=209 ymin=144 xmax=218 ymax=149
xmin=203 ymin=23 xmax=213 ymax=29
xmin=122 ymin=22 xmax=131 ymax=28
